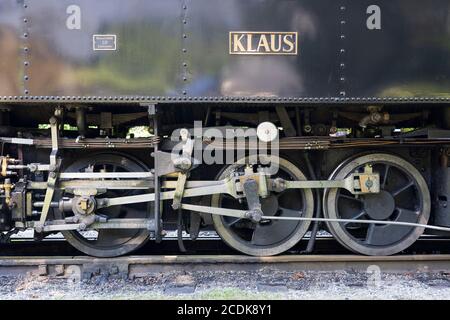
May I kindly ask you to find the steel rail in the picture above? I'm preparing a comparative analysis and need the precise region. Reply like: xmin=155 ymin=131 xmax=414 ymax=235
xmin=1 ymin=254 xmax=450 ymax=266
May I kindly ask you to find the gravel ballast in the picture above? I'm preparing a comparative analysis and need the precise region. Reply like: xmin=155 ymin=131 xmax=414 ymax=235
xmin=1 ymin=267 xmax=450 ymax=300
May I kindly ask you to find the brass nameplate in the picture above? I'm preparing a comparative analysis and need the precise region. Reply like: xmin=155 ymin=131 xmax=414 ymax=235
xmin=229 ymin=31 xmax=298 ymax=55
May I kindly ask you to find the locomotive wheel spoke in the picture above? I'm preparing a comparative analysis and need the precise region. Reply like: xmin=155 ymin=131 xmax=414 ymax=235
xmin=381 ymin=164 xmax=390 ymax=188
xmin=95 ymin=229 xmax=128 ymax=246
xmin=338 ymin=194 xmax=363 ymax=203
xmin=251 ymin=207 xmax=301 ymax=246
xmin=396 ymin=207 xmax=420 ymax=218
xmin=278 ymin=207 xmax=303 ymax=218
xmin=364 ymin=224 xmax=376 ymax=245
xmin=343 ymin=210 xmax=366 ymax=227
xmin=391 ymin=181 xmax=415 ymax=197
xmin=226 ymin=217 xmax=244 ymax=227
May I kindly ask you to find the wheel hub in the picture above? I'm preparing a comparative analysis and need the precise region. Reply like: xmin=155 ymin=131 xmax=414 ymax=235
xmin=363 ymin=190 xmax=395 ymax=220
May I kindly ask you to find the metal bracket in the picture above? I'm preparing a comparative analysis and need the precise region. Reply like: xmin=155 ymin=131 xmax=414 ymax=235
xmin=147 ymin=104 xmax=156 ymax=116
xmin=242 ymin=179 xmax=263 ymax=222
xmin=148 ymin=104 xmax=162 ymax=241
xmin=172 ymin=173 xmax=188 ymax=210
xmin=278 ymin=165 xmax=379 ymax=195
xmin=36 ymin=116 xmax=60 ymax=232
xmin=275 ymin=106 xmax=296 ymax=137
xmin=154 ymin=151 xmax=177 ymax=176
xmin=172 ymin=129 xmax=194 ymax=210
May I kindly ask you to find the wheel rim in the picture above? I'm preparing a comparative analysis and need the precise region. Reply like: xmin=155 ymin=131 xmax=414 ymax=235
xmin=60 ymin=153 xmax=151 ymax=257
xmin=211 ymin=155 xmax=314 ymax=256
xmin=323 ymin=153 xmax=430 ymax=256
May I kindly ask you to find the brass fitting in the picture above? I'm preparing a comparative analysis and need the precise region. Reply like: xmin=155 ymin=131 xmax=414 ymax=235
xmin=0 ymin=178 xmax=14 ymax=205
xmin=1 ymin=156 xmax=20 ymax=177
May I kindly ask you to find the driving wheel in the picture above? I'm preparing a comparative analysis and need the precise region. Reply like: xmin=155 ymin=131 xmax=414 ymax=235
xmin=323 ymin=153 xmax=430 ymax=256
xmin=211 ymin=155 xmax=314 ymax=256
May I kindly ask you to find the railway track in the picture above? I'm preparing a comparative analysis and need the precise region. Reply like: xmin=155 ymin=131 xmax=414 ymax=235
xmin=1 ymin=253 xmax=450 ymax=281
xmin=1 ymin=236 xmax=450 ymax=281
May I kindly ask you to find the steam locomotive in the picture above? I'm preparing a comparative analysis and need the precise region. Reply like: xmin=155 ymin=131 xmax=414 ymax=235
xmin=0 ymin=0 xmax=449 ymax=257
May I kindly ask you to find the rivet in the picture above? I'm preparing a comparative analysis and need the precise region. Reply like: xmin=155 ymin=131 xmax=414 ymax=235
xmin=24 ymin=61 xmax=29 ymax=66
xmin=183 ymin=19 xmax=187 ymax=24
xmin=182 ymin=90 xmax=187 ymax=95
xmin=23 ymin=33 xmax=28 ymax=38
xmin=182 ymin=48 xmax=187 ymax=53
xmin=23 ymin=18 xmax=28 ymax=23
xmin=341 ymin=20 xmax=346 ymax=25
xmin=183 ymin=62 xmax=187 ymax=67
xmin=24 ymin=76 xmax=29 ymax=81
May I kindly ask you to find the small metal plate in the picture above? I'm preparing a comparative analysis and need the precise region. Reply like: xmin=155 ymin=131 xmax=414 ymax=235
xmin=93 ymin=34 xmax=117 ymax=51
